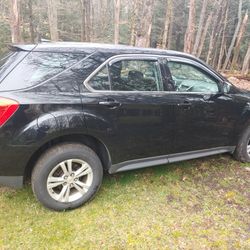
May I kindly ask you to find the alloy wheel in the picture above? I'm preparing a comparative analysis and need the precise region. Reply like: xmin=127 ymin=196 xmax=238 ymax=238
xmin=46 ymin=159 xmax=93 ymax=203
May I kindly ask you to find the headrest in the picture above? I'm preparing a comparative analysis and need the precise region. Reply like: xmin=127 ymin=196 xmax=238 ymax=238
xmin=128 ymin=70 xmax=143 ymax=80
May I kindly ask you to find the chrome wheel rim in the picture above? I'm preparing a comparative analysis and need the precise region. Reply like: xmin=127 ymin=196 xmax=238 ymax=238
xmin=47 ymin=159 xmax=93 ymax=203
xmin=247 ymin=140 xmax=250 ymax=157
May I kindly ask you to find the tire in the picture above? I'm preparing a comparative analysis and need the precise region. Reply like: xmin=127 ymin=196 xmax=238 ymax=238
xmin=31 ymin=143 xmax=103 ymax=211
xmin=234 ymin=126 xmax=250 ymax=163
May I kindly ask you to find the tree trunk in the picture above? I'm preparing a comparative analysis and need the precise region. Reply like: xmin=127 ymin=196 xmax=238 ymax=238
xmin=217 ymin=3 xmax=229 ymax=71
xmin=222 ymin=0 xmax=243 ymax=71
xmin=46 ymin=0 xmax=58 ymax=41
xmin=230 ymin=9 xmax=248 ymax=70
xmin=241 ymin=43 xmax=250 ymax=76
xmin=167 ymin=15 xmax=173 ymax=50
xmin=135 ymin=0 xmax=155 ymax=48
xmin=80 ymin=0 xmax=86 ymax=42
xmin=197 ymin=13 xmax=212 ymax=58
xmin=211 ymin=1 xmax=228 ymax=68
xmin=10 ymin=0 xmax=21 ymax=43
xmin=85 ymin=0 xmax=91 ymax=42
xmin=28 ymin=0 xmax=35 ymax=43
xmin=192 ymin=0 xmax=207 ymax=55
xmin=130 ymin=0 xmax=138 ymax=46
xmin=205 ymin=0 xmax=223 ymax=64
xmin=114 ymin=0 xmax=121 ymax=44
xmin=161 ymin=0 xmax=173 ymax=49
xmin=184 ymin=0 xmax=195 ymax=53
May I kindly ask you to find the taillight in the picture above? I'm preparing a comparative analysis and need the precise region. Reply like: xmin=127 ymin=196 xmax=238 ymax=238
xmin=0 ymin=97 xmax=19 ymax=127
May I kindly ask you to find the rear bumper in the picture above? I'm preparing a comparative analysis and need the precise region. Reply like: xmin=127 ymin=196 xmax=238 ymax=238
xmin=0 ymin=145 xmax=34 ymax=188
xmin=0 ymin=176 xmax=23 ymax=188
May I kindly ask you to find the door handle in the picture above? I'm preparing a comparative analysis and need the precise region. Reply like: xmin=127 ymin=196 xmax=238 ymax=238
xmin=177 ymin=101 xmax=191 ymax=106
xmin=177 ymin=101 xmax=191 ymax=110
xmin=98 ymin=99 xmax=121 ymax=108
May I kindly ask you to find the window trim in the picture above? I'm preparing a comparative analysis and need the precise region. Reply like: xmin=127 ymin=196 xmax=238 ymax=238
xmin=84 ymin=54 xmax=164 ymax=93
xmin=162 ymin=56 xmax=224 ymax=94
xmin=84 ymin=54 xmax=225 ymax=94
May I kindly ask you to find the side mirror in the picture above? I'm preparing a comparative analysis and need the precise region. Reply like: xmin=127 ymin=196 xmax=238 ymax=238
xmin=222 ymin=81 xmax=231 ymax=93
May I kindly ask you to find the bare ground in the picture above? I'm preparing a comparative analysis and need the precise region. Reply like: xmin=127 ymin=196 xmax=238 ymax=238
xmin=225 ymin=75 xmax=250 ymax=91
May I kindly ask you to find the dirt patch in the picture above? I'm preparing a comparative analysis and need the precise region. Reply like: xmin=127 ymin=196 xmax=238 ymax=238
xmin=227 ymin=76 xmax=250 ymax=91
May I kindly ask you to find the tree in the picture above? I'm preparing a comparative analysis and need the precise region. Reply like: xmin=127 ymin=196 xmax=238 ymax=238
xmin=222 ymin=0 xmax=243 ymax=71
xmin=27 ymin=0 xmax=35 ymax=43
xmin=80 ymin=0 xmax=86 ymax=42
xmin=231 ymin=10 xmax=249 ymax=70
xmin=192 ymin=0 xmax=207 ymax=55
xmin=10 ymin=0 xmax=21 ymax=43
xmin=130 ymin=0 xmax=138 ymax=46
xmin=161 ymin=0 xmax=173 ymax=49
xmin=197 ymin=13 xmax=212 ymax=58
xmin=184 ymin=0 xmax=195 ymax=53
xmin=217 ymin=3 xmax=229 ymax=71
xmin=114 ymin=0 xmax=121 ymax=44
xmin=134 ymin=0 xmax=155 ymax=47
xmin=241 ymin=42 xmax=250 ymax=76
xmin=205 ymin=0 xmax=223 ymax=64
xmin=46 ymin=0 xmax=58 ymax=41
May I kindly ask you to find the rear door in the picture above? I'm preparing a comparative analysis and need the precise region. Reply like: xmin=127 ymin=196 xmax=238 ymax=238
xmin=81 ymin=55 xmax=176 ymax=165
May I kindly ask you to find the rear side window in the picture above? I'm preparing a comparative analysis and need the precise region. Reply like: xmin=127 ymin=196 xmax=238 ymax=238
xmin=88 ymin=65 xmax=110 ymax=90
xmin=1 ymin=52 xmax=85 ymax=91
xmin=87 ymin=59 xmax=163 ymax=91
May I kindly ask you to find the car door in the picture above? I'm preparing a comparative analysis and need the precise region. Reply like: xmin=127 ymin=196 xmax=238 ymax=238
xmin=162 ymin=57 xmax=244 ymax=153
xmin=81 ymin=55 xmax=176 ymax=165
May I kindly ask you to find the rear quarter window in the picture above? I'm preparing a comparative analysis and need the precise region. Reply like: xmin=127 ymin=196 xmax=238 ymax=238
xmin=0 ymin=52 xmax=86 ymax=91
xmin=0 ymin=51 xmax=27 ymax=83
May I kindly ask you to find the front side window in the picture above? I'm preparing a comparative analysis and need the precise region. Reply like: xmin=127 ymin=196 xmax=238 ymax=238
xmin=167 ymin=61 xmax=219 ymax=93
xmin=87 ymin=59 xmax=163 ymax=92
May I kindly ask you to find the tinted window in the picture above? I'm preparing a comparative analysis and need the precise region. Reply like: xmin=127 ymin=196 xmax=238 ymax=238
xmin=88 ymin=65 xmax=110 ymax=90
xmin=168 ymin=61 xmax=219 ymax=93
xmin=110 ymin=60 xmax=162 ymax=91
xmin=87 ymin=59 xmax=163 ymax=91
xmin=0 ymin=51 xmax=25 ymax=82
xmin=1 ymin=52 xmax=85 ymax=90
xmin=0 ymin=51 xmax=15 ymax=68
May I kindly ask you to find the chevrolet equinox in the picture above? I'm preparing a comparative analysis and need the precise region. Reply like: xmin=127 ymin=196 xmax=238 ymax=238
xmin=0 ymin=42 xmax=249 ymax=210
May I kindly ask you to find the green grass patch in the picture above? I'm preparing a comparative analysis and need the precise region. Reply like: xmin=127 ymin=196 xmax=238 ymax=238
xmin=0 ymin=155 xmax=249 ymax=249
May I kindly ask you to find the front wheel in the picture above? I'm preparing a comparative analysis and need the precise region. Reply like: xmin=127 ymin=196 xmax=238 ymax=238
xmin=31 ymin=143 xmax=103 ymax=211
xmin=234 ymin=126 xmax=250 ymax=163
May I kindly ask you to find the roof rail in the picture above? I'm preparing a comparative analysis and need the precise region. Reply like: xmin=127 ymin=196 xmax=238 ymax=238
xmin=40 ymin=38 xmax=51 ymax=43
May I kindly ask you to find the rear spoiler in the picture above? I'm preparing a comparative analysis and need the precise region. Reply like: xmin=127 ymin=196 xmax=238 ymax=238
xmin=8 ymin=44 xmax=37 ymax=52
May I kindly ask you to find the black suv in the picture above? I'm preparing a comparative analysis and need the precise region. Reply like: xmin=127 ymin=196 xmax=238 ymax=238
xmin=0 ymin=42 xmax=249 ymax=210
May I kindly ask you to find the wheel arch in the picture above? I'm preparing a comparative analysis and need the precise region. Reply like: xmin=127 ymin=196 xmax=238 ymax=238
xmin=24 ymin=133 xmax=112 ymax=183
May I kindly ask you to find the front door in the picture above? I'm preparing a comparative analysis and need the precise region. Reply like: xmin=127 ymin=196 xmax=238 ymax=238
xmin=163 ymin=58 xmax=243 ymax=153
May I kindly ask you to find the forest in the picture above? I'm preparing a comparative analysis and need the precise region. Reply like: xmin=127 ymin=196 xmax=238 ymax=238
xmin=0 ymin=0 xmax=250 ymax=75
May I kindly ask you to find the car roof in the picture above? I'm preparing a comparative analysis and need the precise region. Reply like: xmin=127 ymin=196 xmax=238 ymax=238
xmin=9 ymin=41 xmax=196 ymax=58
xmin=9 ymin=42 xmax=225 ymax=81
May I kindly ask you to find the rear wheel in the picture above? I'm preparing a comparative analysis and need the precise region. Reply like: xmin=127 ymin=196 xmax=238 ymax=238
xmin=234 ymin=126 xmax=250 ymax=163
xmin=31 ymin=143 xmax=103 ymax=211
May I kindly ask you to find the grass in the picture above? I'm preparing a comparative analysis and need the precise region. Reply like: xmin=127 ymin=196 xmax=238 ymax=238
xmin=0 ymin=155 xmax=249 ymax=249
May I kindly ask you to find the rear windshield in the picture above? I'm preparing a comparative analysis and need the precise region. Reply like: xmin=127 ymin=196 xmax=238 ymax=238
xmin=0 ymin=52 xmax=86 ymax=91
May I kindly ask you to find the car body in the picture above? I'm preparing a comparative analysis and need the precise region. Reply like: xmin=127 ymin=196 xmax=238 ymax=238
xmin=0 ymin=42 xmax=250 ymax=210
